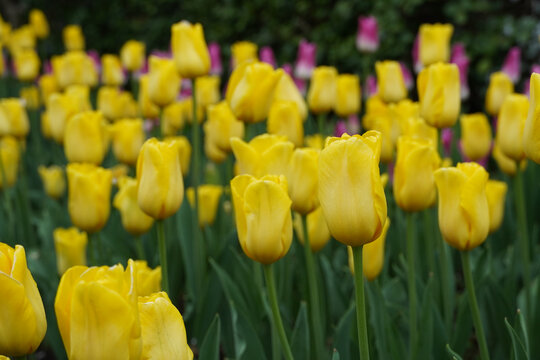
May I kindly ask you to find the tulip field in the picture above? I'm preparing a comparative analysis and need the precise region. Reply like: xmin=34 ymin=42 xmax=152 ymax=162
xmin=1 ymin=3 xmax=540 ymax=360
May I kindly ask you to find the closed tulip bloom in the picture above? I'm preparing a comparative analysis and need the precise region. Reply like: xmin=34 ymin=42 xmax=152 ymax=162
xmin=524 ymin=73 xmax=540 ymax=163
xmin=231 ymin=41 xmax=258 ymax=68
xmin=138 ymin=74 xmax=160 ymax=119
xmin=67 ymin=163 xmax=112 ymax=233
xmin=114 ymin=176 xmax=154 ymax=236
xmin=204 ymin=101 xmax=244 ymax=153
xmin=65 ymin=84 xmax=92 ymax=112
xmin=7 ymin=25 xmax=35 ymax=54
xmin=492 ymin=141 xmax=526 ymax=176
xmin=133 ymin=260 xmax=161 ymax=297
xmin=307 ymin=66 xmax=338 ymax=114
xmin=47 ymin=93 xmax=79 ymax=144
xmin=402 ymin=116 xmax=438 ymax=148
xmin=137 ymin=138 xmax=184 ymax=219
xmin=485 ymin=72 xmax=513 ymax=116
xmin=187 ymin=185 xmax=223 ymax=227
xmin=0 ymin=243 xmax=47 ymax=357
xmin=160 ymin=101 xmax=185 ymax=136
xmin=0 ymin=98 xmax=29 ymax=138
xmin=226 ymin=61 xmax=283 ymax=123
xmin=53 ymin=227 xmax=88 ymax=275
xmin=64 ymin=111 xmax=109 ymax=165
xmin=486 ymin=180 xmax=507 ymax=234
xmin=139 ymin=292 xmax=193 ymax=360
xmin=20 ymin=86 xmax=40 ymax=110
xmin=52 ymin=51 xmax=96 ymax=89
xmin=120 ymin=40 xmax=145 ymax=72
xmin=460 ymin=113 xmax=492 ymax=161
xmin=148 ymin=56 xmax=181 ymax=108
xmin=163 ymin=136 xmax=192 ymax=176
xmin=29 ymin=9 xmax=49 ymax=38
xmin=294 ymin=206 xmax=331 ymax=252
xmin=319 ymin=132 xmax=387 ymax=246
xmin=419 ymin=23 xmax=453 ymax=66
xmin=179 ymin=97 xmax=204 ymax=125
xmin=63 ymin=25 xmax=85 ymax=51
xmin=434 ymin=162 xmax=489 ymax=251
xmin=231 ymin=174 xmax=293 ymax=264
xmin=497 ymin=94 xmax=528 ymax=161
xmin=55 ymin=261 xmax=141 ymax=360
xmin=98 ymin=86 xmax=136 ymax=121
xmin=38 ymin=165 xmax=66 ymax=199
xmin=0 ymin=136 xmax=20 ymax=189
xmin=394 ymin=136 xmax=440 ymax=212
xmin=267 ymin=100 xmax=304 ymax=147
xmin=335 ymin=74 xmax=361 ymax=117
xmin=110 ymin=119 xmax=145 ymax=166
xmin=287 ymin=147 xmax=319 ymax=214
xmin=195 ymin=75 xmax=220 ymax=109
xmin=14 ymin=48 xmax=40 ymax=82
xmin=171 ymin=21 xmax=210 ymax=78
xmin=375 ymin=61 xmax=407 ymax=103
xmin=417 ymin=63 xmax=460 ymax=128
xmin=101 ymin=54 xmax=125 ymax=87
xmin=273 ymin=72 xmax=308 ymax=120
xmin=205 ymin=135 xmax=228 ymax=163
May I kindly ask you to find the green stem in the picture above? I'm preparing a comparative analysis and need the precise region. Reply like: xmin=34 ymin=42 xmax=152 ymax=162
xmin=89 ymin=232 xmax=102 ymax=266
xmin=264 ymin=264 xmax=294 ymax=360
xmin=422 ymin=210 xmax=436 ymax=273
xmin=406 ymin=212 xmax=417 ymax=360
xmin=317 ymin=113 xmax=326 ymax=137
xmin=460 ymin=251 xmax=489 ymax=360
xmin=352 ymin=245 xmax=370 ymax=360
xmin=157 ymin=220 xmax=169 ymax=293
xmin=514 ymin=166 xmax=531 ymax=322
xmin=436 ymin=220 xmax=453 ymax=335
xmin=191 ymin=80 xmax=203 ymax=288
xmin=302 ymin=214 xmax=325 ymax=359
xmin=135 ymin=236 xmax=145 ymax=260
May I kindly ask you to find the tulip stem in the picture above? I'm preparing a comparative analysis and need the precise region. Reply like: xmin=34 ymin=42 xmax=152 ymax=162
xmin=406 ymin=212 xmax=417 ymax=360
xmin=302 ymin=214 xmax=325 ymax=359
xmin=157 ymin=220 xmax=169 ymax=294
xmin=89 ymin=232 xmax=102 ymax=266
xmin=352 ymin=245 xmax=370 ymax=360
xmin=460 ymin=251 xmax=490 ymax=360
xmin=135 ymin=236 xmax=145 ymax=260
xmin=264 ymin=264 xmax=294 ymax=360
xmin=514 ymin=166 xmax=531 ymax=323
xmin=436 ymin=215 xmax=453 ymax=335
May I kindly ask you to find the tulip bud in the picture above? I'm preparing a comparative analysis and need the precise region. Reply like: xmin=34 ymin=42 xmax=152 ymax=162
xmin=163 ymin=135 xmax=192 ymax=176
xmin=485 ymin=72 xmax=513 ymax=116
xmin=287 ymin=147 xmax=319 ymax=215
xmin=138 ymin=74 xmax=160 ymax=119
xmin=63 ymin=25 xmax=85 ymax=51
xmin=29 ymin=9 xmax=49 ymax=39
xmin=38 ymin=165 xmax=66 ymax=200
xmin=208 ymin=42 xmax=222 ymax=75
xmin=434 ymin=162 xmax=489 ymax=251
xmin=114 ymin=176 xmax=154 ymax=235
xmin=7 ymin=25 xmax=35 ymax=55
xmin=460 ymin=113 xmax=492 ymax=161
xmin=171 ymin=21 xmax=210 ymax=78
xmin=273 ymin=72 xmax=307 ymax=121
xmin=0 ymin=136 xmax=20 ymax=189
xmin=318 ymin=132 xmax=387 ymax=246
xmin=375 ymin=61 xmax=407 ymax=103
xmin=231 ymin=174 xmax=293 ymax=264
xmin=334 ymin=74 xmax=361 ymax=117
xmin=195 ymin=75 xmax=220 ymax=109
xmin=120 ymin=40 xmax=145 ymax=72
xmin=14 ymin=48 xmax=40 ymax=82
xmin=307 ymin=66 xmax=338 ymax=114
xmin=294 ymin=206 xmax=331 ymax=252
xmin=101 ymin=54 xmax=125 ymax=87
xmin=187 ymin=185 xmax=223 ymax=227
xmin=53 ymin=227 xmax=88 ymax=275
xmin=65 ymin=84 xmax=92 ymax=112
xmin=64 ymin=111 xmax=109 ymax=165
xmin=267 ymin=100 xmax=304 ymax=147
xmin=419 ymin=23 xmax=453 ymax=66
xmin=204 ymin=101 xmax=244 ymax=157
xmin=356 ymin=16 xmax=379 ymax=53
xmin=524 ymin=73 xmax=540 ymax=163
xmin=0 ymin=243 xmax=47 ymax=356
xmin=486 ymin=180 xmax=508 ymax=234
xmin=0 ymin=98 xmax=29 ymax=138
xmin=98 ymin=86 xmax=137 ymax=121
xmin=231 ymin=41 xmax=258 ymax=68
xmin=109 ymin=118 xmax=145 ymax=166
xmin=501 ymin=47 xmax=521 ymax=84
xmin=148 ymin=56 xmax=181 ymax=108
xmin=496 ymin=94 xmax=528 ymax=161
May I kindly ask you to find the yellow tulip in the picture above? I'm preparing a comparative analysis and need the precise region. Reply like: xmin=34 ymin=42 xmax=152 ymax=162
xmin=226 ymin=61 xmax=283 ymax=123
xmin=41 ymin=111 xmax=52 ymax=139
xmin=39 ymin=74 xmax=58 ymax=103
xmin=205 ymin=135 xmax=228 ymax=163
xmin=0 ymin=98 xmax=29 ymax=138
xmin=335 ymin=74 xmax=361 ymax=117
xmin=347 ymin=218 xmax=390 ymax=281
xmin=133 ymin=260 xmax=161 ymax=297
xmin=38 ymin=165 xmax=66 ymax=199
xmin=178 ymin=97 xmax=204 ymax=124
xmin=7 ymin=25 xmax=35 ymax=54
xmin=417 ymin=63 xmax=460 ymax=128
xmin=53 ymin=51 xmax=98 ymax=89
xmin=20 ymin=86 xmax=40 ymax=110
xmin=231 ymin=41 xmax=258 ymax=68
xmin=46 ymin=93 xmax=79 ymax=144
xmin=0 ymin=136 xmax=20 ymax=189
xmin=393 ymin=136 xmax=440 ymax=212
xmin=187 ymin=185 xmax=223 ymax=227
xmin=109 ymin=164 xmax=130 ymax=183
xmin=67 ymin=163 xmax=112 ymax=233
xmin=524 ymin=73 xmax=540 ymax=163
xmin=307 ymin=66 xmax=338 ymax=114
xmin=114 ymin=176 xmax=155 ymax=235
xmin=485 ymin=180 xmax=508 ymax=234
xmin=163 ymin=136 xmax=192 ymax=176
xmin=231 ymin=174 xmax=293 ymax=264
xmin=419 ymin=23 xmax=453 ymax=66
xmin=375 ymin=61 xmax=407 ymax=103
xmin=401 ymin=116 xmax=438 ymax=148
xmin=55 ymin=261 xmax=141 ymax=360
xmin=171 ymin=21 xmax=210 ymax=78
xmin=137 ymin=138 xmax=184 ymax=219
xmin=304 ymin=134 xmax=324 ymax=150
xmin=433 ymin=162 xmax=489 ymax=251
xmin=138 ymin=74 xmax=160 ymax=119
xmin=293 ymin=206 xmax=331 ymax=252
xmin=0 ymin=243 xmax=47 ymax=357
xmin=138 ymin=292 xmax=193 ymax=360
xmin=195 ymin=75 xmax=220 ymax=109
xmin=121 ymin=40 xmax=145 ymax=72
xmin=65 ymin=84 xmax=92 ymax=112
xmin=460 ymin=113 xmax=492 ymax=161
xmin=53 ymin=227 xmax=88 ymax=275
xmin=496 ymin=94 xmax=528 ymax=161
xmin=98 ymin=86 xmax=137 ymax=121
xmin=230 ymin=134 xmax=294 ymax=177
xmin=29 ymin=9 xmax=49 ymax=38
xmin=267 ymin=100 xmax=304 ymax=147
xmin=362 ymin=102 xmax=398 ymax=163
xmin=148 ymin=56 xmax=181 ymax=108
xmin=273 ymin=72 xmax=308 ymax=120
xmin=14 ymin=48 xmax=40 ymax=82
xmin=287 ymin=147 xmax=319 ymax=215
xmin=64 ymin=111 xmax=109 ymax=165
xmin=485 ymin=72 xmax=513 ymax=116
xmin=101 ymin=54 xmax=125 ymax=87
xmin=204 ymin=101 xmax=244 ymax=155
xmin=492 ymin=141 xmax=526 ymax=176
xmin=160 ymin=101 xmax=184 ymax=136
xmin=318 ymin=131 xmax=387 ymax=247
xmin=362 ymin=95 xmax=387 ymax=130
xmin=63 ymin=25 xmax=85 ymax=51
xmin=109 ymin=118 xmax=145 ymax=166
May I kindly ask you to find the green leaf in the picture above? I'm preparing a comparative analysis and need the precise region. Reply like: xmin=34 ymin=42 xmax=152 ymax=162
xmin=333 ymin=303 xmax=355 ymax=359
xmin=229 ymin=301 xmax=268 ymax=360
xmin=417 ymin=275 xmax=434 ymax=359
xmin=504 ymin=316 xmax=529 ymax=360
xmin=445 ymin=344 xmax=464 ymax=360
xmin=291 ymin=302 xmax=310 ymax=360
xmin=199 ymin=315 xmax=221 ymax=360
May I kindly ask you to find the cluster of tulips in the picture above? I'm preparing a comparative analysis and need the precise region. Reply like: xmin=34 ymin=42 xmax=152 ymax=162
xmin=0 ymin=8 xmax=539 ymax=360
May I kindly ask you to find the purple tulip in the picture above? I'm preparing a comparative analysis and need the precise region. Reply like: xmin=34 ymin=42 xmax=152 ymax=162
xmin=87 ymin=49 xmax=101 ymax=72
xmin=260 ymin=46 xmax=276 ymax=68
xmin=524 ymin=64 xmax=540 ymax=97
xmin=294 ymin=39 xmax=316 ymax=80
xmin=400 ymin=62 xmax=413 ymax=90
xmin=356 ymin=16 xmax=379 ymax=53
xmin=364 ymin=75 xmax=378 ymax=98
xmin=282 ymin=63 xmax=293 ymax=76
xmin=412 ymin=34 xmax=422 ymax=73
xmin=334 ymin=120 xmax=347 ymax=137
xmin=451 ymin=43 xmax=470 ymax=100
xmin=208 ymin=42 xmax=222 ymax=75
xmin=441 ymin=128 xmax=453 ymax=157
xmin=502 ymin=47 xmax=521 ymax=84
xmin=295 ymin=78 xmax=307 ymax=96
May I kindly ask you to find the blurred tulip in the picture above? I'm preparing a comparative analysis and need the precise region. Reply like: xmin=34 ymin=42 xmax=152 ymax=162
xmin=101 ymin=54 xmax=125 ymax=86
xmin=356 ymin=16 xmax=379 ymax=53
xmin=148 ymin=56 xmax=181 ymax=108
xmin=318 ymin=132 xmax=387 ymax=246
xmin=493 ymin=141 xmax=526 ymax=176
xmin=376 ymin=61 xmax=407 ymax=103
xmin=187 ymin=185 xmax=223 ymax=227
xmin=523 ymin=65 xmax=540 ymax=97
xmin=195 ymin=75 xmax=220 ymax=109
xmin=294 ymin=206 xmax=331 ymax=252
xmin=419 ymin=23 xmax=453 ymax=66
xmin=41 ymin=111 xmax=52 ymax=139
xmin=171 ymin=21 xmax=210 ymax=78
xmin=400 ymin=62 xmax=414 ymax=90
xmin=460 ymin=113 xmax=492 ymax=161
xmin=304 ymin=134 xmax=324 ymax=150
xmin=47 ymin=93 xmax=79 ymax=143
xmin=451 ymin=43 xmax=470 ymax=100
xmin=335 ymin=74 xmax=361 ymax=117
xmin=208 ymin=42 xmax=222 ymax=75
xmin=0 ymin=243 xmax=47 ymax=357
xmin=231 ymin=41 xmax=258 ymax=68
xmin=485 ymin=72 xmax=513 ymax=116
xmin=164 ymin=136 xmax=192 ymax=176
xmin=204 ymin=101 xmax=244 ymax=160
xmin=259 ymin=46 xmax=276 ymax=67
xmin=307 ymin=66 xmax=337 ymax=114
xmin=52 ymin=51 xmax=98 ymax=89
xmin=65 ymin=84 xmax=92 ymax=112
xmin=109 ymin=164 xmax=130 ymax=184
xmin=0 ymin=98 xmax=29 ymax=138
xmin=38 ymin=165 xmax=66 ymax=199
xmin=273 ymin=72 xmax=307 ymax=120
xmin=121 ymin=40 xmax=145 ymax=72
xmin=524 ymin=73 xmax=540 ymax=163
xmin=496 ymin=94 xmax=528 ymax=161
xmin=114 ymin=176 xmax=155 ymax=236
xmin=160 ymin=101 xmax=185 ymax=136
xmin=20 ymin=85 xmax=40 ymax=110
xmin=14 ymin=48 xmax=40 ymax=82
xmin=402 ymin=117 xmax=438 ymax=148
xmin=364 ymin=74 xmax=378 ymax=98
xmin=53 ymin=227 xmax=88 ymax=275
xmin=287 ymin=147 xmax=319 ymax=214
xmin=63 ymin=25 xmax=85 ymax=51
xmin=485 ymin=180 xmax=508 ymax=234
xmin=294 ymin=39 xmax=316 ymax=79
xmin=501 ymin=47 xmax=521 ymax=84
xmin=29 ymin=9 xmax=49 ymax=39
xmin=133 ymin=260 xmax=161 ymax=297
xmin=109 ymin=118 xmax=145 ymax=166
xmin=179 ymin=97 xmax=204 ymax=124
xmin=138 ymin=74 xmax=160 ymax=119
xmin=267 ymin=100 xmax=304 ymax=147
xmin=64 ymin=111 xmax=109 ymax=165
xmin=98 ymin=86 xmax=137 ymax=121
xmin=7 ymin=25 xmax=35 ymax=54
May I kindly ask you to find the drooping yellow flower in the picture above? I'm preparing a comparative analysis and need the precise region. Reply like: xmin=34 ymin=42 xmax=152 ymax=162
xmin=460 ymin=113 xmax=492 ymax=161
xmin=171 ymin=21 xmax=210 ymax=78
xmin=375 ymin=61 xmax=407 ymax=103
xmin=485 ymin=72 xmax=513 ymax=116
xmin=267 ymin=100 xmax=304 ymax=147
xmin=186 ymin=185 xmax=223 ymax=227
xmin=38 ymin=165 xmax=66 ymax=200
xmin=496 ymin=94 xmax=528 ymax=161
xmin=114 ymin=176 xmax=155 ymax=236
xmin=419 ymin=23 xmax=453 ymax=66
xmin=307 ymin=66 xmax=338 ymax=114
xmin=53 ymin=227 xmax=88 ymax=275
xmin=64 ymin=111 xmax=109 ymax=165
xmin=485 ymin=180 xmax=508 ymax=234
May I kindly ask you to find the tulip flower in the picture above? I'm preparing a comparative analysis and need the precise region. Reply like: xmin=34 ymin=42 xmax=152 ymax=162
xmin=495 ymin=94 xmax=528 ymax=161
xmin=63 ymin=25 xmax=85 ymax=51
xmin=304 ymin=134 xmax=324 ymax=150
xmin=55 ymin=261 xmax=141 ymax=360
xmin=187 ymin=185 xmax=223 ymax=227
xmin=114 ymin=176 xmax=155 ymax=236
xmin=52 ymin=51 xmax=98 ymax=89
xmin=67 ymin=163 xmax=112 ymax=233
xmin=203 ymin=101 xmax=244 ymax=159
xmin=0 ymin=98 xmax=29 ymax=138
xmin=273 ymin=72 xmax=308 ymax=121
xmin=524 ymin=73 xmax=540 ymax=163
xmin=133 ymin=260 xmax=161 ymax=296
xmin=0 ymin=243 xmax=47 ymax=357
xmin=14 ymin=48 xmax=40 ymax=82
xmin=294 ymin=39 xmax=316 ymax=80
xmin=364 ymin=74 xmax=378 ymax=98
xmin=38 ymin=165 xmax=66 ymax=200
xmin=20 ymin=86 xmax=40 ymax=110
xmin=502 ymin=47 xmax=521 ymax=84
xmin=29 ymin=9 xmax=49 ymax=38
xmin=101 ymin=54 xmax=125 ymax=87
xmin=120 ymin=40 xmax=145 ymax=72
xmin=356 ymin=16 xmax=379 ymax=53
xmin=46 ymin=93 xmax=79 ymax=144
xmin=485 ymin=180 xmax=508 ymax=234
xmin=293 ymin=206 xmax=330 ymax=252
xmin=98 ymin=86 xmax=137 ymax=121
xmin=451 ymin=43 xmax=470 ymax=99
xmin=195 ymin=75 xmax=220 ymax=109
xmin=492 ymin=141 xmax=526 ymax=176
xmin=148 ymin=56 xmax=181 ymax=108
xmin=335 ymin=74 xmax=361 ymax=117
xmin=64 ymin=111 xmax=109 ymax=165
xmin=171 ymin=21 xmax=210 ymax=78
xmin=109 ymin=118 xmax=145 ymax=166
xmin=7 ymin=25 xmax=35 ymax=54
xmin=524 ymin=65 xmax=540 ymax=97
xmin=376 ymin=61 xmax=407 ymax=103
xmin=53 ymin=227 xmax=88 ymax=275
xmin=208 ymin=42 xmax=222 ymax=75
xmin=163 ymin=135 xmax=192 ymax=176
xmin=402 ymin=116 xmax=438 ymax=148
xmin=307 ymin=66 xmax=338 ymax=114
xmin=0 ymin=136 xmax=20 ymax=189
xmin=138 ymin=74 xmax=160 ymax=119
xmin=260 ymin=46 xmax=277 ymax=67
xmin=417 ymin=63 xmax=460 ymax=128
xmin=267 ymin=100 xmax=304 ymax=147
xmin=419 ymin=23 xmax=453 ymax=66
xmin=287 ymin=147 xmax=319 ymax=215
xmin=485 ymin=72 xmax=513 ymax=116
xmin=318 ymin=131 xmax=387 ymax=247
xmin=460 ymin=113 xmax=492 ymax=161
xmin=160 ymin=101 xmax=185 ymax=136
xmin=231 ymin=41 xmax=258 ymax=68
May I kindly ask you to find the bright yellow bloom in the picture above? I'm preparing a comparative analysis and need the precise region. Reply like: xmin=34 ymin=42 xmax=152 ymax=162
xmin=63 ymin=25 xmax=85 ymax=51
xmin=38 ymin=165 xmax=66 ymax=200
xmin=114 ymin=176 xmax=154 ymax=236
xmin=20 ymin=86 xmax=40 ymax=110
xmin=29 ymin=9 xmax=49 ymax=39
xmin=267 ymin=100 xmax=304 ymax=147
xmin=64 ymin=111 xmax=109 ymax=165
xmin=109 ymin=164 xmax=130 ymax=183
xmin=133 ymin=260 xmax=161 ymax=297
xmin=375 ymin=61 xmax=407 ymax=103
xmin=120 ymin=40 xmax=145 ymax=72
xmin=7 ymin=25 xmax=35 ymax=54
xmin=138 ymin=74 xmax=160 ymax=119
xmin=39 ymin=74 xmax=58 ymax=103
xmin=287 ymin=147 xmax=319 ymax=215
xmin=46 ymin=93 xmax=79 ymax=144
xmin=419 ymin=23 xmax=453 ymax=66
xmin=304 ymin=134 xmax=324 ymax=150
xmin=496 ymin=94 xmax=528 ymax=161
xmin=195 ymin=75 xmax=220 ymax=109
xmin=148 ymin=56 xmax=181 ymax=108
xmin=524 ymin=72 xmax=540 ymax=163
xmin=110 ymin=118 xmax=146 ymax=166
xmin=335 ymin=74 xmax=361 ymax=117
xmin=101 ymin=54 xmax=125 ymax=87
xmin=401 ymin=116 xmax=438 ymax=148
xmin=485 ymin=180 xmax=507 ymax=234
xmin=485 ymin=72 xmax=513 ymax=116
xmin=187 ymin=185 xmax=223 ymax=227
xmin=53 ymin=227 xmax=88 ymax=275
xmin=64 ymin=84 xmax=92 ymax=112
xmin=492 ymin=141 xmax=526 ymax=177
xmin=307 ymin=66 xmax=338 ymax=114
xmin=273 ymin=72 xmax=307 ymax=120
xmin=0 ymin=98 xmax=29 ymax=138
xmin=318 ymin=132 xmax=387 ymax=247
xmin=460 ymin=113 xmax=492 ymax=161
xmin=294 ymin=206 xmax=331 ymax=252
xmin=171 ymin=21 xmax=210 ymax=78
xmin=231 ymin=41 xmax=258 ymax=68
xmin=52 ymin=51 xmax=98 ymax=89
xmin=163 ymin=136 xmax=192 ymax=176
xmin=0 ymin=136 xmax=20 ymax=189
xmin=14 ymin=48 xmax=40 ymax=82
xmin=97 ymin=86 xmax=137 ymax=121
xmin=204 ymin=101 xmax=244 ymax=160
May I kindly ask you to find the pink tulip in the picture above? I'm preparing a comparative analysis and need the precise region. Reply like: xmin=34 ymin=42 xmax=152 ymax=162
xmin=295 ymin=78 xmax=307 ymax=96
xmin=501 ymin=47 xmax=521 ymax=84
xmin=260 ymin=46 xmax=276 ymax=68
xmin=364 ymin=74 xmax=378 ymax=98
xmin=356 ymin=16 xmax=379 ymax=53
xmin=87 ymin=49 xmax=101 ymax=73
xmin=334 ymin=121 xmax=347 ymax=137
xmin=400 ymin=62 xmax=413 ymax=90
xmin=412 ymin=34 xmax=422 ymax=73
xmin=451 ymin=43 xmax=470 ymax=100
xmin=208 ymin=42 xmax=222 ymax=75
xmin=524 ymin=64 xmax=540 ymax=97
xmin=335 ymin=115 xmax=361 ymax=136
xmin=294 ymin=39 xmax=316 ymax=80
xmin=282 ymin=63 xmax=293 ymax=76
xmin=441 ymin=128 xmax=453 ymax=157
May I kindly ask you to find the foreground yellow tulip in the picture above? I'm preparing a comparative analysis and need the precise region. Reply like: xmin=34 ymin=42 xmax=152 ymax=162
xmin=137 ymin=138 xmax=184 ymax=219
xmin=187 ymin=185 xmax=223 ymax=227
xmin=14 ymin=48 xmax=40 ymax=82
xmin=231 ymin=41 xmax=258 ymax=68
xmin=375 ymin=61 xmax=407 ymax=103
xmin=293 ymin=206 xmax=331 ymax=252
xmin=38 ymin=165 xmax=66 ymax=199
xmin=0 ymin=243 xmax=47 ymax=357
xmin=0 ymin=98 xmax=29 ymax=138
xmin=148 ymin=56 xmax=181 ymax=108
xmin=139 ymin=292 xmax=193 ymax=360
xmin=171 ymin=21 xmax=210 ymax=78
xmin=114 ymin=176 xmax=155 ymax=236
xmin=0 ymin=136 xmax=20 ymax=189
xmin=133 ymin=260 xmax=161 ymax=297
xmin=110 ymin=118 xmax=146 ymax=166
xmin=335 ymin=74 xmax=361 ymax=117
xmin=231 ymin=174 xmax=292 ymax=264
xmin=267 ymin=100 xmax=304 ymax=147
xmin=203 ymin=101 xmax=244 ymax=160
xmin=419 ymin=23 xmax=453 ymax=66
xmin=195 ymin=75 xmax=220 ymax=109
xmin=63 ymin=25 xmax=85 ymax=51
xmin=485 ymin=72 xmax=513 ymax=116
xmin=121 ymin=40 xmax=145 ymax=72
xmin=29 ymin=9 xmax=49 ymax=38
xmin=53 ymin=227 xmax=88 ymax=275
xmin=318 ymin=132 xmax=387 ymax=246
xmin=460 ymin=113 xmax=492 ymax=161
xmin=434 ymin=162 xmax=489 ymax=251
xmin=101 ymin=54 xmax=125 ymax=87
xmin=524 ymin=73 xmax=540 ymax=163
xmin=273 ymin=72 xmax=308 ymax=120
xmin=287 ymin=147 xmax=319 ymax=214
xmin=486 ymin=180 xmax=508 ymax=234
xmin=55 ymin=261 xmax=141 ymax=360
xmin=64 ymin=111 xmax=109 ymax=165
xmin=394 ymin=136 xmax=440 ymax=212
xmin=67 ymin=163 xmax=112 ymax=233
xmin=307 ymin=66 xmax=338 ymax=114
xmin=496 ymin=94 xmax=528 ymax=161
